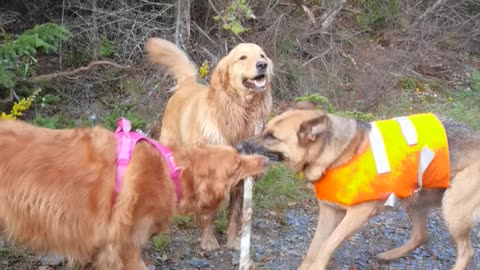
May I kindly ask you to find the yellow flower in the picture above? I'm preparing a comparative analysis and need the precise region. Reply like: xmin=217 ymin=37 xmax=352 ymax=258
xmin=0 ymin=112 xmax=14 ymax=120
xmin=408 ymin=106 xmax=413 ymax=111
xmin=448 ymin=97 xmax=453 ymax=101
xmin=415 ymin=87 xmax=420 ymax=92
xmin=199 ymin=61 xmax=209 ymax=79
xmin=0 ymin=88 xmax=41 ymax=120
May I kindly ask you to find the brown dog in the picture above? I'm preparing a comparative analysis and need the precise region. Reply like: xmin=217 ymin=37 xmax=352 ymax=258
xmin=236 ymin=102 xmax=480 ymax=270
xmin=145 ymin=38 xmax=273 ymax=250
xmin=0 ymin=119 xmax=269 ymax=269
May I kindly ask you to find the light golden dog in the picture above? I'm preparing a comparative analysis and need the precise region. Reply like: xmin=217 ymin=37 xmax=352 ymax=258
xmin=145 ymin=38 xmax=273 ymax=250
xmin=0 ymin=119 xmax=269 ymax=269
xmin=236 ymin=102 xmax=480 ymax=270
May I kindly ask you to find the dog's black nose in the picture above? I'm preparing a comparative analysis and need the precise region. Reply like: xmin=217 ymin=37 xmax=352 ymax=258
xmin=235 ymin=143 xmax=246 ymax=154
xmin=256 ymin=61 xmax=267 ymax=71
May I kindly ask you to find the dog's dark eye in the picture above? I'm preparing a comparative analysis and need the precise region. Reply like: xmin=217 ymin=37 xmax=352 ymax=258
xmin=260 ymin=54 xmax=265 ymax=58
xmin=265 ymin=132 xmax=276 ymax=140
xmin=239 ymin=55 xmax=247 ymax=60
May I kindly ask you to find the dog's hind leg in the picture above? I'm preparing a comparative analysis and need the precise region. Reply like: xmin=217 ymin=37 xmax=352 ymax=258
xmin=306 ymin=201 xmax=380 ymax=270
xmin=376 ymin=189 xmax=444 ymax=261
xmin=442 ymin=165 xmax=480 ymax=270
xmin=298 ymin=202 xmax=345 ymax=270
xmin=376 ymin=205 xmax=429 ymax=261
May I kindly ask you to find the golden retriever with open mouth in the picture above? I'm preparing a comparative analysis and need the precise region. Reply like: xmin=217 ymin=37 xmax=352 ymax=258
xmin=236 ymin=102 xmax=480 ymax=270
xmin=145 ymin=38 xmax=273 ymax=250
xmin=0 ymin=119 xmax=269 ymax=269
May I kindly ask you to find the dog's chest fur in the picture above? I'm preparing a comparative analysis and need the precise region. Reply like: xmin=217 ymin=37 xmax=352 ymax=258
xmin=205 ymin=92 xmax=272 ymax=145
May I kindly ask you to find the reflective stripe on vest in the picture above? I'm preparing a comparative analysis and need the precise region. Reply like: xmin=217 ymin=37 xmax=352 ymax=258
xmin=314 ymin=113 xmax=450 ymax=206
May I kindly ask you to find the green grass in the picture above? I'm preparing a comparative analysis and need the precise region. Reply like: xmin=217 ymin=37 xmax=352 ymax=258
xmin=254 ymin=164 xmax=313 ymax=210
xmin=152 ymin=234 xmax=170 ymax=253
xmin=214 ymin=210 xmax=228 ymax=234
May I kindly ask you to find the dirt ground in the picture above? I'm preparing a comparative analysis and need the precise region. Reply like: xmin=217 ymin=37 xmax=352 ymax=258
xmin=2 ymin=198 xmax=480 ymax=270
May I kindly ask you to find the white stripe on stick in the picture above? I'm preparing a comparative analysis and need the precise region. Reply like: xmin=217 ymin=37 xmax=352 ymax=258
xmin=239 ymin=177 xmax=254 ymax=270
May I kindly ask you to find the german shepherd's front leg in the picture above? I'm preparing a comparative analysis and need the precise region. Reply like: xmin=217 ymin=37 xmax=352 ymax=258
xmin=298 ymin=202 xmax=345 ymax=270
xmin=306 ymin=201 xmax=380 ymax=270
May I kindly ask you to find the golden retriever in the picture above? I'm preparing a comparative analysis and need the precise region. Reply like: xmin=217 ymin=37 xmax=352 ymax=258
xmin=145 ymin=38 xmax=273 ymax=250
xmin=0 ymin=119 xmax=269 ymax=269
xmin=237 ymin=102 xmax=480 ymax=270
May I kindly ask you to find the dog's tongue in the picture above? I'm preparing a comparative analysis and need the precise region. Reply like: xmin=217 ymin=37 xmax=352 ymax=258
xmin=254 ymin=77 xmax=266 ymax=88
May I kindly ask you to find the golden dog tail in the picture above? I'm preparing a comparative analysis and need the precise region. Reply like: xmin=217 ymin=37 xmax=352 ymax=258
xmin=145 ymin=38 xmax=197 ymax=86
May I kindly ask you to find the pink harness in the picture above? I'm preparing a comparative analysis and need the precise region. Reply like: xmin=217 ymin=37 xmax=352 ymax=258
xmin=114 ymin=118 xmax=182 ymax=203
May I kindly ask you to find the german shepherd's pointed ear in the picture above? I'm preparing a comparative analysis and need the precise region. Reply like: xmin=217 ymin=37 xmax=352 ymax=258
xmin=291 ymin=101 xmax=317 ymax=110
xmin=298 ymin=115 xmax=329 ymax=145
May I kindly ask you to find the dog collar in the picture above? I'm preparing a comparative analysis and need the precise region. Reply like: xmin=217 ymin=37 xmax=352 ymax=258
xmin=114 ymin=118 xmax=182 ymax=203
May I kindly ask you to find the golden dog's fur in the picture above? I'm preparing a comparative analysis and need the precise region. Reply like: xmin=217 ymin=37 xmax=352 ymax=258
xmin=0 ymin=120 xmax=268 ymax=269
xmin=237 ymin=102 xmax=480 ymax=270
xmin=145 ymin=38 xmax=273 ymax=250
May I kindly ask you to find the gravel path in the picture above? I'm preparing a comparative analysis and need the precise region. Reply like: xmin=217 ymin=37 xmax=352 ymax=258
xmin=2 ymin=200 xmax=480 ymax=269
xmin=151 ymin=200 xmax=480 ymax=270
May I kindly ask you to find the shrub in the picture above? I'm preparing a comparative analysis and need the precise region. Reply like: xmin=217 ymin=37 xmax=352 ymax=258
xmin=0 ymin=23 xmax=72 ymax=120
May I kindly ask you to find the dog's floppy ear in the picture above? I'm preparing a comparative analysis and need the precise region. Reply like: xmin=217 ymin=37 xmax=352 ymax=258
xmin=298 ymin=115 xmax=329 ymax=144
xmin=210 ymin=57 xmax=229 ymax=89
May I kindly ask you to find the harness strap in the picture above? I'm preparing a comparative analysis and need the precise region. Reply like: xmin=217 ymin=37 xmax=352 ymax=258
xmin=114 ymin=118 xmax=182 ymax=203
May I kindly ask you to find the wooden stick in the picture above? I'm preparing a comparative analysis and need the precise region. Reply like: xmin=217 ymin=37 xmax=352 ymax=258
xmin=239 ymin=121 xmax=264 ymax=270
xmin=239 ymin=177 xmax=254 ymax=270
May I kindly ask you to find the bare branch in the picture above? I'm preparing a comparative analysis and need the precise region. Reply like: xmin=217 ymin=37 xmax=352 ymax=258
xmin=32 ymin=61 xmax=130 ymax=82
xmin=0 ymin=88 xmax=20 ymax=103
xmin=175 ymin=0 xmax=183 ymax=47
xmin=418 ymin=0 xmax=448 ymax=21
xmin=293 ymin=0 xmax=316 ymax=25
xmin=319 ymin=0 xmax=347 ymax=31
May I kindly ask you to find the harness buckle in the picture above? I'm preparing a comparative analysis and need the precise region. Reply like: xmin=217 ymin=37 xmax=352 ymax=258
xmin=117 ymin=158 xmax=130 ymax=166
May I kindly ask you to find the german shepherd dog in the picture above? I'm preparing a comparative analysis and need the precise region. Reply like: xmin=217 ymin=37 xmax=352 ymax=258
xmin=236 ymin=102 xmax=480 ymax=270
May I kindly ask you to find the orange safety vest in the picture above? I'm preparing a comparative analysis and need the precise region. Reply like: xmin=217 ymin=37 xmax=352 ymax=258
xmin=314 ymin=113 xmax=450 ymax=206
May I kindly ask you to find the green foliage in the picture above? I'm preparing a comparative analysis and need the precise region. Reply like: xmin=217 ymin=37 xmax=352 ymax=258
xmin=152 ymin=235 xmax=169 ymax=252
xmin=214 ymin=211 xmax=228 ymax=234
xmin=400 ymin=77 xmax=419 ymax=92
xmin=40 ymin=94 xmax=61 ymax=108
xmin=34 ymin=115 xmax=75 ymax=129
xmin=336 ymin=110 xmax=375 ymax=122
xmin=295 ymin=93 xmax=335 ymax=112
xmin=294 ymin=93 xmax=375 ymax=121
xmin=355 ymin=0 xmax=400 ymax=31
xmin=213 ymin=0 xmax=254 ymax=35
xmin=102 ymin=106 xmax=147 ymax=131
xmin=0 ymin=23 xmax=72 ymax=88
xmin=173 ymin=215 xmax=195 ymax=228
xmin=0 ymin=23 xmax=72 ymax=120
xmin=255 ymin=164 xmax=312 ymax=210
xmin=1 ymin=23 xmax=71 ymax=62
xmin=471 ymin=71 xmax=480 ymax=92
xmin=98 ymin=39 xmax=117 ymax=58
xmin=378 ymin=71 xmax=480 ymax=131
